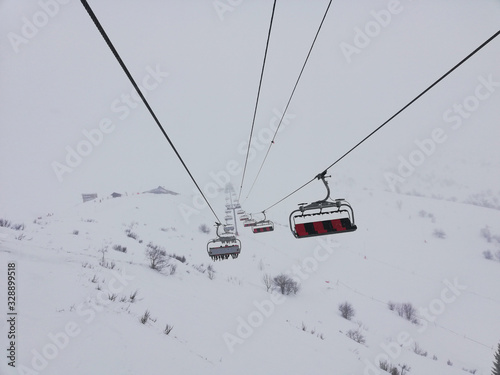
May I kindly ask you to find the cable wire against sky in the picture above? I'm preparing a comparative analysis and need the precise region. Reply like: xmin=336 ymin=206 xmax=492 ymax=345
xmin=244 ymin=0 xmax=333 ymax=201
xmin=80 ymin=0 xmax=222 ymax=223
xmin=261 ymin=29 xmax=500 ymax=213
xmin=238 ymin=0 xmax=277 ymax=202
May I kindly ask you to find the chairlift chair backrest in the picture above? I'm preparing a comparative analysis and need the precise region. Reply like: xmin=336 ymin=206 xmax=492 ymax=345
xmin=289 ymin=173 xmax=357 ymax=238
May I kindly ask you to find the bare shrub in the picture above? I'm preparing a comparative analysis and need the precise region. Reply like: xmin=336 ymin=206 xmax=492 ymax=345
xmin=346 ymin=329 xmax=365 ymax=344
xmin=168 ymin=264 xmax=177 ymax=276
xmin=433 ymin=229 xmax=446 ymax=239
xmin=463 ymin=368 xmax=477 ymax=374
xmin=113 ymin=244 xmax=127 ymax=253
xmin=262 ymin=273 xmax=273 ymax=292
xmin=412 ymin=342 xmax=427 ymax=357
xmin=258 ymin=259 xmax=265 ymax=271
xmin=164 ymin=324 xmax=174 ymax=335
xmin=273 ymin=274 xmax=299 ymax=295
xmin=0 ymin=218 xmax=12 ymax=228
xmin=389 ymin=302 xmax=419 ymax=324
xmin=140 ymin=310 xmax=151 ymax=324
xmin=198 ymin=224 xmax=211 ymax=234
xmin=447 ymin=360 xmax=453 ymax=366
xmin=108 ymin=293 xmax=117 ymax=301
xmin=11 ymin=223 xmax=25 ymax=231
xmin=207 ymin=264 xmax=215 ymax=280
xmin=483 ymin=250 xmax=493 ymax=260
xmin=338 ymin=302 xmax=355 ymax=320
xmin=73 ymin=230 xmax=79 ymax=235
xmin=145 ymin=243 xmax=168 ymax=271
xmin=169 ymin=253 xmax=186 ymax=263
xmin=378 ymin=361 xmax=410 ymax=375
xmin=481 ymin=226 xmax=492 ymax=242
xmin=125 ymin=229 xmax=139 ymax=240
xmin=129 ymin=290 xmax=139 ymax=303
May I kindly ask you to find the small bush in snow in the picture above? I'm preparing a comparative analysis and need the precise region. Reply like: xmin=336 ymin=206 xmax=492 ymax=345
xmin=108 ymin=293 xmax=117 ymax=301
xmin=140 ymin=310 xmax=151 ymax=324
xmin=262 ymin=273 xmax=273 ymax=292
xmin=447 ymin=360 xmax=453 ymax=366
xmin=481 ymin=226 xmax=492 ymax=242
xmin=432 ymin=228 xmax=446 ymax=239
xmin=164 ymin=324 xmax=174 ymax=335
xmin=11 ymin=223 xmax=25 ymax=231
xmin=73 ymin=230 xmax=79 ymax=235
xmin=0 ymin=218 xmax=12 ymax=228
xmin=113 ymin=244 xmax=127 ymax=253
xmin=483 ymin=250 xmax=494 ymax=260
xmin=168 ymin=264 xmax=177 ymax=276
xmin=15 ymin=233 xmax=26 ymax=241
xmin=207 ymin=264 xmax=215 ymax=280
xmin=338 ymin=302 xmax=355 ymax=320
xmin=145 ymin=243 xmax=169 ymax=271
xmin=379 ymin=361 xmax=410 ymax=375
xmin=125 ymin=229 xmax=139 ymax=240
xmin=346 ymin=329 xmax=365 ymax=345
xmin=412 ymin=342 xmax=427 ymax=357
xmin=169 ymin=253 xmax=186 ymax=263
xmin=418 ymin=210 xmax=435 ymax=222
xmin=273 ymin=274 xmax=299 ymax=295
xmin=198 ymin=224 xmax=211 ymax=234
xmin=129 ymin=290 xmax=139 ymax=303
xmin=462 ymin=368 xmax=477 ymax=374
xmin=388 ymin=302 xmax=419 ymax=324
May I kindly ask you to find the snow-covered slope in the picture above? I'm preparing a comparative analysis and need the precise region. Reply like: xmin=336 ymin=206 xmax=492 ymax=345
xmin=1 ymin=187 xmax=499 ymax=375
xmin=1 ymin=0 xmax=500 ymax=374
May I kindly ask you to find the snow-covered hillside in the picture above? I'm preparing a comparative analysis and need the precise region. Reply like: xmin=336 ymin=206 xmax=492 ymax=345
xmin=1 ymin=187 xmax=500 ymax=375
xmin=1 ymin=0 xmax=500 ymax=374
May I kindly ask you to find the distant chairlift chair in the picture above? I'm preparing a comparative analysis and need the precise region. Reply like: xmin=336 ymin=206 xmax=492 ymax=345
xmin=289 ymin=172 xmax=357 ymax=238
xmin=252 ymin=212 xmax=274 ymax=233
xmin=207 ymin=223 xmax=241 ymax=261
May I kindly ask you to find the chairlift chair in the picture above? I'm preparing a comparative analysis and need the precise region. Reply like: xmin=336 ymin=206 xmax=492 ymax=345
xmin=243 ymin=218 xmax=257 ymax=227
xmin=252 ymin=212 xmax=274 ymax=233
xmin=289 ymin=173 xmax=357 ymax=238
xmin=207 ymin=224 xmax=241 ymax=261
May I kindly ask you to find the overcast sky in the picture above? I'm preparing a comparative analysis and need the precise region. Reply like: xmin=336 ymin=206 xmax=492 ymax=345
xmin=1 ymin=0 xmax=499 ymax=221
